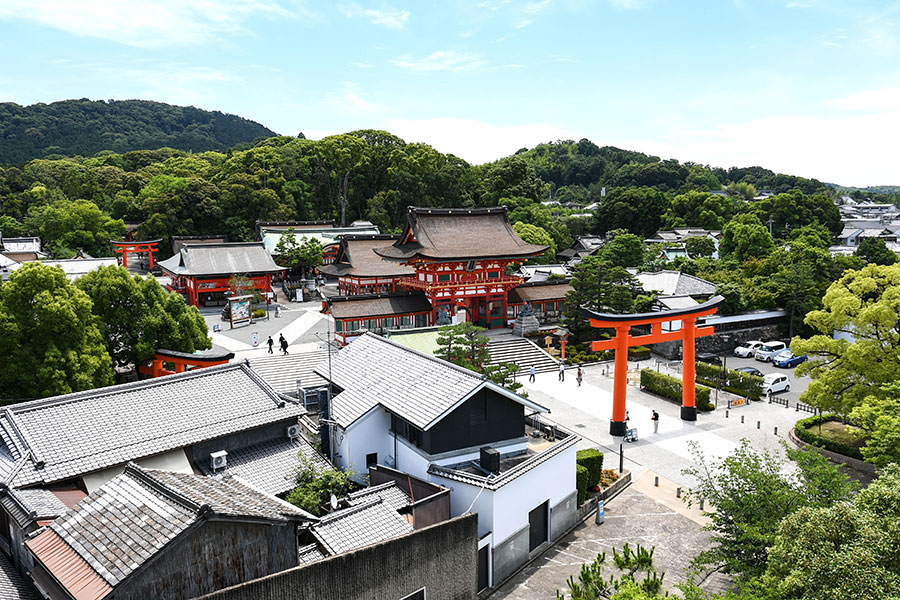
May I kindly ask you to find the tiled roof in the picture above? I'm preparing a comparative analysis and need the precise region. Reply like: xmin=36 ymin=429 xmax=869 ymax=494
xmin=428 ymin=431 xmax=578 ymax=491
xmin=298 ymin=543 xmax=326 ymax=565
xmin=198 ymin=436 xmax=332 ymax=496
xmin=508 ymin=281 xmax=573 ymax=303
xmin=0 ymin=551 xmax=39 ymax=600
xmin=0 ymin=362 xmax=305 ymax=488
xmin=318 ymin=235 xmax=414 ymax=278
xmin=318 ymin=333 xmax=548 ymax=429
xmin=345 ymin=481 xmax=410 ymax=512
xmin=248 ymin=351 xmax=330 ymax=395
xmin=311 ymin=497 xmax=413 ymax=555
xmin=0 ymin=488 xmax=68 ymax=527
xmin=374 ymin=207 xmax=547 ymax=262
xmin=327 ymin=293 xmax=432 ymax=320
xmin=28 ymin=465 xmax=312 ymax=593
xmin=635 ymin=270 xmax=716 ymax=297
xmin=158 ymin=242 xmax=283 ymax=276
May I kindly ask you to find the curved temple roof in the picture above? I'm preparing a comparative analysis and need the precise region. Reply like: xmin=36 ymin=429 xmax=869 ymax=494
xmin=582 ymin=294 xmax=725 ymax=323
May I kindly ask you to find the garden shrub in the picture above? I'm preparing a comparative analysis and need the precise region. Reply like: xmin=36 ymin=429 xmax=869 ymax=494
xmin=576 ymin=448 xmax=604 ymax=488
xmin=600 ymin=469 xmax=619 ymax=487
xmin=640 ymin=368 xmax=713 ymax=411
xmin=576 ymin=464 xmax=589 ymax=505
xmin=695 ymin=362 xmax=763 ymax=400
xmin=252 ymin=308 xmax=266 ymax=318
xmin=628 ymin=345 xmax=651 ymax=361
xmin=794 ymin=413 xmax=865 ymax=460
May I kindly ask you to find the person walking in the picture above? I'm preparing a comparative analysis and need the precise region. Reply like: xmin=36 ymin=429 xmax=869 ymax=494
xmin=576 ymin=366 xmax=583 ymax=387
xmin=558 ymin=362 xmax=565 ymax=382
xmin=651 ymin=410 xmax=659 ymax=433
xmin=529 ymin=365 xmax=536 ymax=383
xmin=279 ymin=334 xmax=289 ymax=355
xmin=266 ymin=335 xmax=274 ymax=354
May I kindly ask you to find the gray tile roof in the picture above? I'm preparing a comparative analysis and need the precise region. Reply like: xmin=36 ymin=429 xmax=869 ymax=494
xmin=158 ymin=242 xmax=283 ymax=277
xmin=297 ymin=543 xmax=326 ymax=565
xmin=198 ymin=436 xmax=332 ymax=497
xmin=635 ymin=270 xmax=717 ymax=298
xmin=0 ymin=551 xmax=39 ymax=600
xmin=327 ymin=293 xmax=432 ymax=320
xmin=0 ymin=488 xmax=68 ymax=527
xmin=345 ymin=481 xmax=410 ymax=512
xmin=0 ymin=362 xmax=305 ymax=488
xmin=311 ymin=497 xmax=413 ymax=555
xmin=317 ymin=235 xmax=414 ymax=278
xmin=247 ymin=351 xmax=330 ymax=396
xmin=320 ymin=333 xmax=548 ymax=429
xmin=40 ymin=464 xmax=311 ymax=588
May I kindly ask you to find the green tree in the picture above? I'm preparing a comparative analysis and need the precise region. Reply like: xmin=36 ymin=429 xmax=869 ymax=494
xmin=684 ymin=236 xmax=715 ymax=258
xmin=0 ymin=263 xmax=113 ymax=398
xmin=855 ymin=237 xmax=898 ymax=265
xmin=599 ymin=230 xmax=646 ymax=268
xmin=719 ymin=214 xmax=774 ymax=262
xmin=436 ymin=322 xmax=491 ymax=372
xmin=662 ymin=190 xmax=738 ymax=230
xmin=25 ymin=198 xmax=126 ymax=258
xmin=75 ymin=266 xmax=210 ymax=369
xmin=512 ymin=221 xmax=556 ymax=264
xmin=749 ymin=190 xmax=841 ymax=237
xmin=593 ymin=187 xmax=669 ymax=238
xmin=761 ymin=464 xmax=900 ymax=600
xmin=285 ymin=459 xmax=356 ymax=517
xmin=682 ymin=439 xmax=858 ymax=582
xmin=793 ymin=264 xmax=900 ymax=415
xmin=557 ymin=544 xmax=667 ymax=600
xmin=726 ymin=181 xmax=756 ymax=202
xmin=0 ymin=215 xmax=25 ymax=237
xmin=848 ymin=382 xmax=900 ymax=468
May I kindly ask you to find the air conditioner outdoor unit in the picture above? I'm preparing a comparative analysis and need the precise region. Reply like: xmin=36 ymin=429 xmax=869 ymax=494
xmin=286 ymin=424 xmax=301 ymax=439
xmin=210 ymin=450 xmax=228 ymax=471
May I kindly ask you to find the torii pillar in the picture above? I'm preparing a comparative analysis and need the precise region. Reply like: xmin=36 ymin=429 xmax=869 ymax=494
xmin=584 ymin=295 xmax=724 ymax=436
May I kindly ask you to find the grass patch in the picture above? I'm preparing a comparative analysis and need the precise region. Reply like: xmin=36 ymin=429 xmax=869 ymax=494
xmin=810 ymin=421 xmax=866 ymax=449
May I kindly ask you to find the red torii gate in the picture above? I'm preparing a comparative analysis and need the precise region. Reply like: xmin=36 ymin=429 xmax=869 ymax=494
xmin=584 ymin=295 xmax=724 ymax=436
xmin=111 ymin=239 xmax=160 ymax=270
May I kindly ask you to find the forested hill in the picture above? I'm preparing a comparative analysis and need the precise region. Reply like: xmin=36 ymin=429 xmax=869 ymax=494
xmin=0 ymin=99 xmax=277 ymax=164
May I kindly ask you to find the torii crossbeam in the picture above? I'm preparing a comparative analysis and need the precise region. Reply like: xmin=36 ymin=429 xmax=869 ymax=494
xmin=583 ymin=295 xmax=724 ymax=436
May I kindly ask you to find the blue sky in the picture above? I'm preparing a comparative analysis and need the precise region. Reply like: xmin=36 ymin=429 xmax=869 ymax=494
xmin=1 ymin=1 xmax=898 ymax=186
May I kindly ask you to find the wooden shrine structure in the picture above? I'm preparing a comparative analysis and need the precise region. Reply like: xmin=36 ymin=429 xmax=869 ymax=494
xmin=111 ymin=239 xmax=160 ymax=270
xmin=137 ymin=348 xmax=235 ymax=378
xmin=584 ymin=295 xmax=724 ymax=435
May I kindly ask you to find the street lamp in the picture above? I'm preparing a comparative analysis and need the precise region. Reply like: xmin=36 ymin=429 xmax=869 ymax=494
xmin=718 ymin=335 xmax=732 ymax=409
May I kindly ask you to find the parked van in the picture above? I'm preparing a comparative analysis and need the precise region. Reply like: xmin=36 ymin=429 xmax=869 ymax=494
xmin=754 ymin=341 xmax=787 ymax=362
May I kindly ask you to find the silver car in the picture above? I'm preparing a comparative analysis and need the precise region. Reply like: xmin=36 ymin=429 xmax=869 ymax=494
xmin=754 ymin=341 xmax=787 ymax=362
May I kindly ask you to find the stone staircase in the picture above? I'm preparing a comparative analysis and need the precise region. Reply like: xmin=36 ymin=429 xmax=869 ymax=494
xmin=487 ymin=337 xmax=559 ymax=376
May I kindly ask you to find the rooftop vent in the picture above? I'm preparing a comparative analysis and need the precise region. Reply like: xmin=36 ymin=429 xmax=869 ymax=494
xmin=480 ymin=447 xmax=500 ymax=475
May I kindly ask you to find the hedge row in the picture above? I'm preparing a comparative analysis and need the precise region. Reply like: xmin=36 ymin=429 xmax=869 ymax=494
xmin=576 ymin=448 xmax=604 ymax=488
xmin=694 ymin=362 xmax=763 ymax=400
xmin=564 ymin=344 xmax=651 ymax=366
xmin=640 ymin=369 xmax=714 ymax=411
xmin=576 ymin=464 xmax=589 ymax=506
xmin=794 ymin=413 xmax=865 ymax=460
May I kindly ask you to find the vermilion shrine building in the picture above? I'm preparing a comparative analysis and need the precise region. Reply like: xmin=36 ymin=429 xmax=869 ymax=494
xmin=320 ymin=207 xmax=573 ymax=344
xmin=159 ymin=242 xmax=284 ymax=307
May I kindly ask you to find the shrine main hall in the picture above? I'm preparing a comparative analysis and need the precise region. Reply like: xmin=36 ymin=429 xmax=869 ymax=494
xmin=319 ymin=207 xmax=573 ymax=344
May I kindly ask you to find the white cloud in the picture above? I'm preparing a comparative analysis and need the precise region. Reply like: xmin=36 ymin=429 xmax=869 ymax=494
xmin=375 ymin=118 xmax=580 ymax=164
xmin=390 ymin=51 xmax=485 ymax=72
xmin=352 ymin=62 xmax=374 ymax=69
xmin=328 ymin=82 xmax=386 ymax=114
xmin=617 ymin=106 xmax=900 ymax=187
xmin=339 ymin=4 xmax=409 ymax=29
xmin=0 ymin=0 xmax=303 ymax=47
xmin=827 ymin=85 xmax=900 ymax=112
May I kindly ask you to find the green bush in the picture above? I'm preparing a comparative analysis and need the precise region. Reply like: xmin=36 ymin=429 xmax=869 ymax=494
xmin=794 ymin=414 xmax=865 ymax=460
xmin=628 ymin=345 xmax=651 ymax=361
xmin=252 ymin=308 xmax=266 ymax=318
xmin=576 ymin=448 xmax=604 ymax=488
xmin=576 ymin=464 xmax=589 ymax=506
xmin=695 ymin=362 xmax=763 ymax=400
xmin=640 ymin=369 xmax=713 ymax=411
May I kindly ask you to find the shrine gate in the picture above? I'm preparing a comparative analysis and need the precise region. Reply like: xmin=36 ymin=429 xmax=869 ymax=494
xmin=584 ymin=295 xmax=724 ymax=436
xmin=111 ymin=239 xmax=160 ymax=270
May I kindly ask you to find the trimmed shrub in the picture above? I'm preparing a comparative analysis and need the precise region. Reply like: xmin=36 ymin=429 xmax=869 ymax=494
xmin=576 ymin=448 xmax=604 ymax=488
xmin=252 ymin=308 xmax=266 ymax=318
xmin=640 ymin=368 xmax=713 ymax=411
xmin=628 ymin=345 xmax=651 ymax=361
xmin=794 ymin=413 xmax=865 ymax=460
xmin=576 ymin=464 xmax=589 ymax=506
xmin=695 ymin=362 xmax=763 ymax=400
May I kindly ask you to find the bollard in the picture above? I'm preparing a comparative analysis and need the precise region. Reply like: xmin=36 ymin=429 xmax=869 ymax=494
xmin=700 ymin=499 xmax=705 ymax=510
xmin=726 ymin=409 xmax=729 ymax=418
xmin=654 ymin=476 xmax=659 ymax=487
xmin=774 ymin=426 xmax=778 ymax=436
xmin=757 ymin=420 xmax=761 ymax=429
xmin=676 ymin=487 xmax=681 ymax=498
xmin=619 ymin=444 xmax=624 ymax=474
xmin=795 ymin=403 xmax=799 ymax=411
xmin=741 ymin=415 xmax=745 ymax=424
xmin=595 ymin=500 xmax=605 ymax=525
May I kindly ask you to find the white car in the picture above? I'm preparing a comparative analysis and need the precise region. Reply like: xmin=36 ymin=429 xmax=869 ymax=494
xmin=734 ymin=341 xmax=764 ymax=358
xmin=754 ymin=341 xmax=787 ymax=362
xmin=762 ymin=373 xmax=790 ymax=394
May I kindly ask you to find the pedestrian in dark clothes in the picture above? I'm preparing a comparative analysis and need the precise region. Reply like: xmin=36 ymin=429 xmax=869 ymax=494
xmin=576 ymin=366 xmax=583 ymax=387
xmin=652 ymin=410 xmax=659 ymax=433
xmin=279 ymin=334 xmax=289 ymax=355
xmin=267 ymin=336 xmax=274 ymax=354
xmin=558 ymin=362 xmax=565 ymax=382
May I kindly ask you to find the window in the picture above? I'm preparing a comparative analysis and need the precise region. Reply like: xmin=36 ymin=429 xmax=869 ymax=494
xmin=438 ymin=274 xmax=451 ymax=282
xmin=365 ymin=319 xmax=378 ymax=331
xmin=346 ymin=320 xmax=360 ymax=332
xmin=398 ymin=315 xmax=412 ymax=327
xmin=415 ymin=313 xmax=428 ymax=327
xmin=366 ymin=453 xmax=378 ymax=468
xmin=488 ymin=271 xmax=499 ymax=279
xmin=401 ymin=588 xmax=426 ymax=600
xmin=335 ymin=320 xmax=343 ymax=332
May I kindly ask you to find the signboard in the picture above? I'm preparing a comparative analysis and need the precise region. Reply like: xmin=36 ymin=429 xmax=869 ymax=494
xmin=229 ymin=295 xmax=253 ymax=329
xmin=296 ymin=288 xmax=304 ymax=302
xmin=728 ymin=397 xmax=748 ymax=408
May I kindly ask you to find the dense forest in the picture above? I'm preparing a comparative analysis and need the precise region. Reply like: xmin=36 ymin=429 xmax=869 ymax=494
xmin=0 ymin=99 xmax=276 ymax=163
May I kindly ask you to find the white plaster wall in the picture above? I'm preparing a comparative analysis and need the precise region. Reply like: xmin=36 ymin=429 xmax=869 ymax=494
xmin=337 ymin=408 xmax=392 ymax=481
xmin=394 ymin=437 xmax=432 ymax=480
xmin=430 ymin=473 xmax=495 ymax=538
xmin=491 ymin=444 xmax=577 ymax=545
